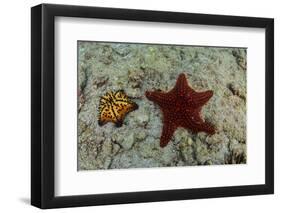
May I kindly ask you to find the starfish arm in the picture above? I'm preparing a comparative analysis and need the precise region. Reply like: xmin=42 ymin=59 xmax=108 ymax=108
xmin=160 ymin=117 xmax=176 ymax=147
xmin=197 ymin=122 xmax=216 ymax=135
xmin=145 ymin=91 xmax=172 ymax=107
xmin=172 ymin=73 xmax=194 ymax=96
xmin=182 ymin=111 xmax=215 ymax=135
xmin=189 ymin=90 xmax=213 ymax=107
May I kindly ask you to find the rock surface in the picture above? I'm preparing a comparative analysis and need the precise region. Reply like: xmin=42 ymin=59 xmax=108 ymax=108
xmin=78 ymin=41 xmax=247 ymax=170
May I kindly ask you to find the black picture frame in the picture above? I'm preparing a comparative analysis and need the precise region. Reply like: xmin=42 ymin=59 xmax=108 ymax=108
xmin=31 ymin=3 xmax=274 ymax=209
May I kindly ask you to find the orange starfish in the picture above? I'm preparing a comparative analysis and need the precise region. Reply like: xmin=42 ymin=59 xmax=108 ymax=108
xmin=98 ymin=90 xmax=138 ymax=127
xmin=146 ymin=73 xmax=215 ymax=147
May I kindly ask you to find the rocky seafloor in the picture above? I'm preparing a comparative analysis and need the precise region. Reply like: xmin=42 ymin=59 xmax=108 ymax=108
xmin=78 ymin=41 xmax=247 ymax=170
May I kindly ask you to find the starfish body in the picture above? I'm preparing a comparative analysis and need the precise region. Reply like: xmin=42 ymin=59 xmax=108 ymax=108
xmin=146 ymin=73 xmax=215 ymax=147
xmin=98 ymin=90 xmax=138 ymax=127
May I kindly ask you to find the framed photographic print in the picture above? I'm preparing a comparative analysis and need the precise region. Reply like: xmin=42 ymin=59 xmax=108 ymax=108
xmin=31 ymin=3 xmax=274 ymax=209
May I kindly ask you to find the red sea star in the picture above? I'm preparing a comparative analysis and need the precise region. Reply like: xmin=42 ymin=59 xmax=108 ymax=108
xmin=145 ymin=73 xmax=215 ymax=147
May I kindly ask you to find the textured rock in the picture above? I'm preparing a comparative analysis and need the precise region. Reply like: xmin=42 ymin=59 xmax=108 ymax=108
xmin=126 ymin=88 xmax=142 ymax=98
xmin=92 ymin=75 xmax=109 ymax=89
xmin=122 ymin=132 xmax=135 ymax=150
xmin=135 ymin=131 xmax=147 ymax=141
xmin=128 ymin=69 xmax=145 ymax=88
xmin=134 ymin=109 xmax=150 ymax=127
xmin=77 ymin=41 xmax=247 ymax=170
xmin=179 ymin=137 xmax=195 ymax=165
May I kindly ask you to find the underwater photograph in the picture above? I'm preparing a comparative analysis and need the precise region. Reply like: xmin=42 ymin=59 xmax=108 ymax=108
xmin=77 ymin=41 xmax=247 ymax=170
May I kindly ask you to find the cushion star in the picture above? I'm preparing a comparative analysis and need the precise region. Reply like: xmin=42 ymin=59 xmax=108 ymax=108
xmin=98 ymin=90 xmax=138 ymax=127
xmin=145 ymin=73 xmax=215 ymax=147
